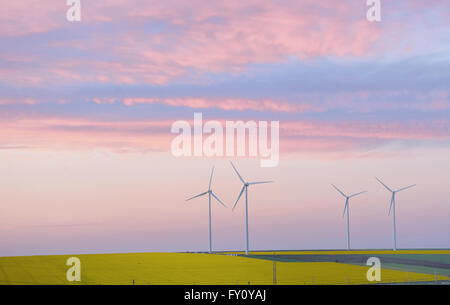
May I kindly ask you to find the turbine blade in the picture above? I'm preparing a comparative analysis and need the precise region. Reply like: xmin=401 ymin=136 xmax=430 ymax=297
xmin=388 ymin=195 xmax=394 ymax=216
xmin=349 ymin=190 xmax=368 ymax=198
xmin=342 ymin=201 xmax=348 ymax=218
xmin=208 ymin=166 xmax=215 ymax=190
xmin=376 ymin=177 xmax=393 ymax=192
xmin=232 ymin=186 xmax=246 ymax=211
xmin=211 ymin=192 xmax=227 ymax=208
xmin=249 ymin=181 xmax=273 ymax=185
xmin=332 ymin=184 xmax=347 ymax=198
xmin=186 ymin=192 xmax=208 ymax=201
xmin=396 ymin=184 xmax=416 ymax=193
xmin=230 ymin=161 xmax=245 ymax=184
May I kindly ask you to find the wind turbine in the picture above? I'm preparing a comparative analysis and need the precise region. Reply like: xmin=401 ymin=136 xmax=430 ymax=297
xmin=375 ymin=178 xmax=416 ymax=251
xmin=230 ymin=161 xmax=273 ymax=255
xmin=331 ymin=184 xmax=367 ymax=250
xmin=186 ymin=167 xmax=227 ymax=254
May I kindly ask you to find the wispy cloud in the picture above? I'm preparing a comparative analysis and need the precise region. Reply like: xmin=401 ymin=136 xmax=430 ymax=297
xmin=0 ymin=0 xmax=449 ymax=158
xmin=1 ymin=115 xmax=449 ymax=157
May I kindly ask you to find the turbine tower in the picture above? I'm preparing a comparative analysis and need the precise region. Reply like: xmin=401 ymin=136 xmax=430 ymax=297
xmin=186 ymin=167 xmax=227 ymax=253
xmin=230 ymin=161 xmax=273 ymax=255
xmin=376 ymin=178 xmax=416 ymax=251
xmin=331 ymin=184 xmax=367 ymax=250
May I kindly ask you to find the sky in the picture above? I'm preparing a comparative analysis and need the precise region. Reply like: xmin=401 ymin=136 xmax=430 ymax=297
xmin=0 ymin=0 xmax=449 ymax=256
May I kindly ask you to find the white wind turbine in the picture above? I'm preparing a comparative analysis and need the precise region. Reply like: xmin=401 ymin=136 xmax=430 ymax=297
xmin=230 ymin=161 xmax=273 ymax=255
xmin=331 ymin=184 xmax=367 ymax=250
xmin=186 ymin=167 xmax=227 ymax=254
xmin=375 ymin=178 xmax=416 ymax=251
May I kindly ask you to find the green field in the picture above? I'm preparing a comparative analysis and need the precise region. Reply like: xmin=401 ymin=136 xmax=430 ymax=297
xmin=236 ymin=250 xmax=450 ymax=276
xmin=0 ymin=251 xmax=448 ymax=285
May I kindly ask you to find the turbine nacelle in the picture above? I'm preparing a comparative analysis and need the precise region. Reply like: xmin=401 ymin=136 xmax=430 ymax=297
xmin=186 ymin=167 xmax=227 ymax=207
xmin=376 ymin=177 xmax=416 ymax=195
xmin=375 ymin=177 xmax=416 ymax=215
xmin=230 ymin=161 xmax=273 ymax=211
xmin=331 ymin=184 xmax=367 ymax=218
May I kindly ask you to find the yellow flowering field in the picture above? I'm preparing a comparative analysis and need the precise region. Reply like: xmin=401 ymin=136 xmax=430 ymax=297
xmin=0 ymin=252 xmax=446 ymax=285
xmin=223 ymin=250 xmax=450 ymax=255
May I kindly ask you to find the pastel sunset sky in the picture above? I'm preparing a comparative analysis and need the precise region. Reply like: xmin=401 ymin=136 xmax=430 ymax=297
xmin=0 ymin=1 xmax=449 ymax=256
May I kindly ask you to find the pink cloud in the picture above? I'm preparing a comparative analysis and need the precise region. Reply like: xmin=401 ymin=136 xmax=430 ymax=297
xmin=281 ymin=121 xmax=450 ymax=140
xmin=102 ymin=91 xmax=450 ymax=113
xmin=1 ymin=116 xmax=449 ymax=157
xmin=0 ymin=1 xmax=383 ymax=85
xmin=121 ymin=97 xmax=317 ymax=113
xmin=0 ymin=98 xmax=36 ymax=105
xmin=3 ymin=1 xmax=447 ymax=86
